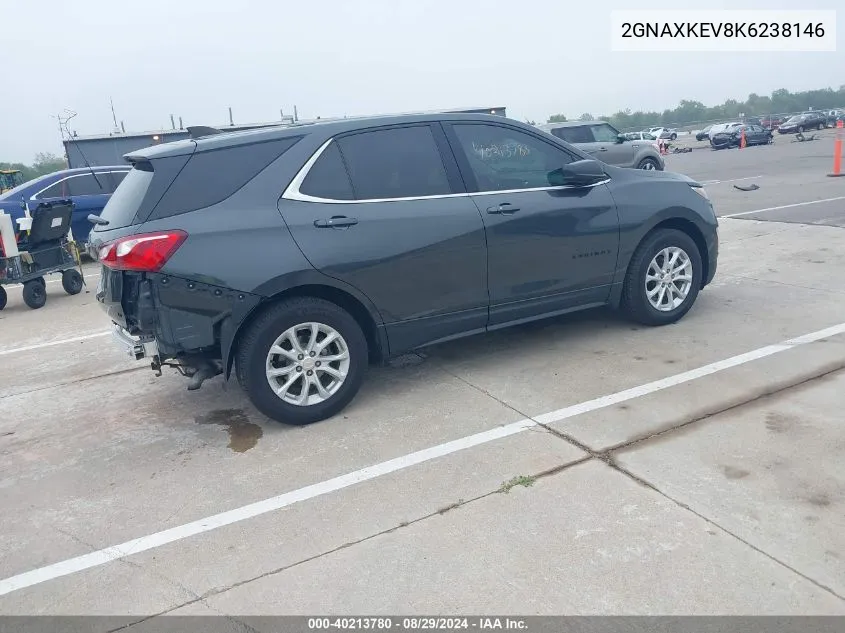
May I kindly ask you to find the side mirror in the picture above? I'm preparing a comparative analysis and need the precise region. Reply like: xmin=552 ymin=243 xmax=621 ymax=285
xmin=548 ymin=160 xmax=608 ymax=187
xmin=616 ymin=134 xmax=627 ymax=144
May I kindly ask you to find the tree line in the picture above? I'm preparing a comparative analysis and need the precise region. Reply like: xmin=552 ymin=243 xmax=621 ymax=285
xmin=544 ymin=85 xmax=845 ymax=130
xmin=1 ymin=152 xmax=67 ymax=185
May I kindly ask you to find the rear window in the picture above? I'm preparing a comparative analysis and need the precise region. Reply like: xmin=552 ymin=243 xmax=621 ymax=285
xmin=548 ymin=126 xmax=593 ymax=144
xmin=97 ymin=164 xmax=154 ymax=230
xmin=146 ymin=136 xmax=302 ymax=221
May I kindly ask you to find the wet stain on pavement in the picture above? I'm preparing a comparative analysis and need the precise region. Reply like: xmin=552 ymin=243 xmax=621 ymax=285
xmin=764 ymin=411 xmax=797 ymax=433
xmin=196 ymin=409 xmax=263 ymax=453
xmin=805 ymin=493 xmax=831 ymax=508
xmin=722 ymin=465 xmax=750 ymax=480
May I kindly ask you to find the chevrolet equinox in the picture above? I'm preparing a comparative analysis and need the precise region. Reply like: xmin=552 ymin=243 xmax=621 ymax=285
xmin=89 ymin=114 xmax=718 ymax=425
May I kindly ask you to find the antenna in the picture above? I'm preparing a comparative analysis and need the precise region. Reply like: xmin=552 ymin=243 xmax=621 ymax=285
xmin=110 ymin=97 xmax=120 ymax=133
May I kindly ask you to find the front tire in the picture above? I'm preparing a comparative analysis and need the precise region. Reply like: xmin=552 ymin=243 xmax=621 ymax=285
xmin=236 ymin=297 xmax=368 ymax=425
xmin=22 ymin=280 xmax=47 ymax=309
xmin=637 ymin=157 xmax=660 ymax=170
xmin=620 ymin=229 xmax=703 ymax=326
xmin=818 ymin=122 xmax=825 ymax=130
xmin=0 ymin=286 xmax=6 ymax=311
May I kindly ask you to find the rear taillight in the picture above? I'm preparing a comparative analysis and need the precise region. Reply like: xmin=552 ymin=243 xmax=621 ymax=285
xmin=99 ymin=231 xmax=187 ymax=272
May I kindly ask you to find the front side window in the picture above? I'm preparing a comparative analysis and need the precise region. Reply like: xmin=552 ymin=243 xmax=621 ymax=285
xmin=336 ymin=126 xmax=451 ymax=200
xmin=452 ymin=123 xmax=576 ymax=192
xmin=35 ymin=179 xmax=70 ymax=199
xmin=590 ymin=124 xmax=619 ymax=143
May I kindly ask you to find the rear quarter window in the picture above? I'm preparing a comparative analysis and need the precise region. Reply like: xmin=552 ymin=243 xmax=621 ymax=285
xmin=147 ymin=136 xmax=302 ymax=220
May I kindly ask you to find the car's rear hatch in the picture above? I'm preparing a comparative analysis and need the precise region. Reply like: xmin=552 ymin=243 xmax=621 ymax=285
xmin=87 ymin=140 xmax=197 ymax=331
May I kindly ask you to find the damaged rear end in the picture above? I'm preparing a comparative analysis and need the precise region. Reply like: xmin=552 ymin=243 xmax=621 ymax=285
xmin=88 ymin=130 xmax=302 ymax=391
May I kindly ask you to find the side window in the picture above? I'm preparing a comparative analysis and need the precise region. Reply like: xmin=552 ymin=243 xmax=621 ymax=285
xmin=590 ymin=124 xmax=619 ymax=143
xmin=452 ymin=123 xmax=576 ymax=192
xmin=300 ymin=141 xmax=354 ymax=200
xmin=35 ymin=179 xmax=70 ymax=199
xmin=67 ymin=174 xmax=109 ymax=196
xmin=336 ymin=126 xmax=451 ymax=200
xmin=549 ymin=126 xmax=593 ymax=144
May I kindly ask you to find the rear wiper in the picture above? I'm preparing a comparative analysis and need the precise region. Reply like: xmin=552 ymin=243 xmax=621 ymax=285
xmin=88 ymin=214 xmax=109 ymax=226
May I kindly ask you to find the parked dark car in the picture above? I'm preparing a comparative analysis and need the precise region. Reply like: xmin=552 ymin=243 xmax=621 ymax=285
xmin=778 ymin=112 xmax=827 ymax=134
xmin=0 ymin=166 xmax=130 ymax=245
xmin=710 ymin=124 xmax=773 ymax=149
xmin=695 ymin=125 xmax=713 ymax=141
xmin=89 ymin=114 xmax=718 ymax=425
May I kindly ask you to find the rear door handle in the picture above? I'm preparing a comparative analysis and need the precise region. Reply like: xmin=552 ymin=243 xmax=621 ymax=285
xmin=314 ymin=216 xmax=358 ymax=228
xmin=486 ymin=203 xmax=520 ymax=215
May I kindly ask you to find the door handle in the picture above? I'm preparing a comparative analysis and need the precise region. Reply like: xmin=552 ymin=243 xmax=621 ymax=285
xmin=314 ymin=216 xmax=358 ymax=228
xmin=598 ymin=147 xmax=608 ymax=152
xmin=486 ymin=203 xmax=520 ymax=215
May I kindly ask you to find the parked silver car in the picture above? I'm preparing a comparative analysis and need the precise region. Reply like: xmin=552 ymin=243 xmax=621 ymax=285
xmin=539 ymin=121 xmax=665 ymax=171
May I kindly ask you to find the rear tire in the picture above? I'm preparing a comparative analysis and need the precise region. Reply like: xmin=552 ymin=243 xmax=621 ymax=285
xmin=236 ymin=297 xmax=368 ymax=425
xmin=620 ymin=229 xmax=703 ymax=326
xmin=670 ymin=133 xmax=677 ymax=141
xmin=62 ymin=269 xmax=83 ymax=295
xmin=798 ymin=126 xmax=805 ymax=133
xmin=818 ymin=122 xmax=825 ymax=130
xmin=22 ymin=280 xmax=47 ymax=309
xmin=0 ymin=286 xmax=6 ymax=311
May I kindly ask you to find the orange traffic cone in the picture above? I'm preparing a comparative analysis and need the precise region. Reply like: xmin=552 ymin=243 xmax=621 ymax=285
xmin=740 ymin=129 xmax=747 ymax=149
xmin=828 ymin=119 xmax=844 ymax=177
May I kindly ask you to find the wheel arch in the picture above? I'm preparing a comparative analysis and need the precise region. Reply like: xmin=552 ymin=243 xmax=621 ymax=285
xmin=223 ymin=282 xmax=388 ymax=380
xmin=610 ymin=215 xmax=711 ymax=308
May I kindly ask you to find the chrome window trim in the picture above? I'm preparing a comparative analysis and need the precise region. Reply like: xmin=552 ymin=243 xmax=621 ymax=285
xmin=281 ymin=137 xmax=610 ymax=204
xmin=31 ymin=170 xmax=129 ymax=200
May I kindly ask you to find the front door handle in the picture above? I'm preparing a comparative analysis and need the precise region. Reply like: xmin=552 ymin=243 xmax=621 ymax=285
xmin=598 ymin=147 xmax=608 ymax=152
xmin=486 ymin=203 xmax=520 ymax=215
xmin=314 ymin=216 xmax=358 ymax=228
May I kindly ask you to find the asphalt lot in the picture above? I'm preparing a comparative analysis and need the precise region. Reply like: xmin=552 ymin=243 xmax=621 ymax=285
xmin=1 ymin=133 xmax=844 ymax=626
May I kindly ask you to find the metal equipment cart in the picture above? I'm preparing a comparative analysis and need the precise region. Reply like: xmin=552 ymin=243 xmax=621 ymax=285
xmin=0 ymin=200 xmax=84 ymax=310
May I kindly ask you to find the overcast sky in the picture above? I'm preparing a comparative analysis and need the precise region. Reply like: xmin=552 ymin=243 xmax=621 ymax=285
xmin=3 ymin=0 xmax=842 ymax=162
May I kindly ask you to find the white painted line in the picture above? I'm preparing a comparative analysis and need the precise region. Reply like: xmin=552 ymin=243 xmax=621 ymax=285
xmin=5 ymin=272 xmax=100 ymax=289
xmin=722 ymin=196 xmax=845 ymax=218
xmin=0 ymin=332 xmax=110 ymax=357
xmin=2 ymin=321 xmax=845 ymax=597
xmin=700 ymin=175 xmax=762 ymax=186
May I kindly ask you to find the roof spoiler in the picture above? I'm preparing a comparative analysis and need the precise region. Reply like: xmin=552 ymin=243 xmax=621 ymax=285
xmin=186 ymin=126 xmax=223 ymax=139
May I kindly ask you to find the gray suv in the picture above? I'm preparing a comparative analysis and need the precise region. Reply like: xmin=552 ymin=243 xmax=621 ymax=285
xmin=89 ymin=113 xmax=716 ymax=425
xmin=540 ymin=120 xmax=665 ymax=171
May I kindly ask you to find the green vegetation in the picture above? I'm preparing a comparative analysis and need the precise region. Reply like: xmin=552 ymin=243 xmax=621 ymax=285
xmin=0 ymin=152 xmax=67 ymax=185
xmin=500 ymin=475 xmax=536 ymax=493
xmin=547 ymin=85 xmax=845 ymax=129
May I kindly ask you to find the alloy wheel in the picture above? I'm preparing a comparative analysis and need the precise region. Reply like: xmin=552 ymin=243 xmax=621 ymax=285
xmin=645 ymin=247 xmax=693 ymax=312
xmin=265 ymin=322 xmax=351 ymax=406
